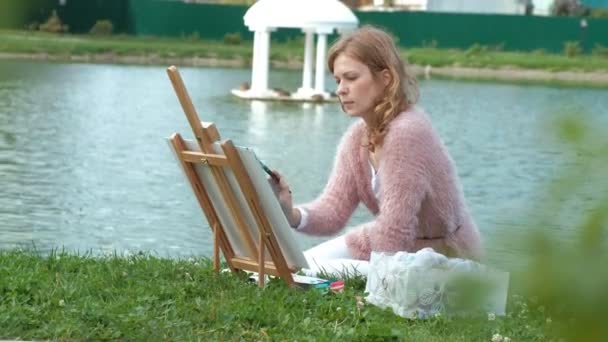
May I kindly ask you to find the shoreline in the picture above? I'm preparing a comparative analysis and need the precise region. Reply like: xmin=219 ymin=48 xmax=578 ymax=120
xmin=2 ymin=52 xmax=608 ymax=88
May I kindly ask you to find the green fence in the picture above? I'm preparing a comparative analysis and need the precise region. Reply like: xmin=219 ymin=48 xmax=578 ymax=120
xmin=128 ymin=0 xmax=249 ymax=39
xmin=356 ymin=11 xmax=607 ymax=53
xmin=7 ymin=0 xmax=608 ymax=53
xmin=126 ymin=0 xmax=303 ymax=42
xmin=128 ymin=0 xmax=608 ymax=53
xmin=55 ymin=0 xmax=132 ymax=34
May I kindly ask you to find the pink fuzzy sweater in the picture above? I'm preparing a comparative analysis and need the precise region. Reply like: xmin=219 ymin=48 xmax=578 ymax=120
xmin=298 ymin=108 xmax=482 ymax=260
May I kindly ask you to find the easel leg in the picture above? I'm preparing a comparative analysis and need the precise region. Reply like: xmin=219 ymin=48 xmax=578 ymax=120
xmin=213 ymin=223 xmax=220 ymax=272
xmin=258 ymin=229 xmax=265 ymax=288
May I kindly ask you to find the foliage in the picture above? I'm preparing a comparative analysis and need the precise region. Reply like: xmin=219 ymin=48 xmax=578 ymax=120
xmin=550 ymin=0 xmax=588 ymax=16
xmin=563 ymin=40 xmax=582 ymax=57
xmin=592 ymin=43 xmax=608 ymax=57
xmin=283 ymin=35 xmax=305 ymax=48
xmin=186 ymin=31 xmax=201 ymax=41
xmin=223 ymin=32 xmax=242 ymax=45
xmin=25 ymin=21 xmax=39 ymax=31
xmin=38 ymin=10 xmax=68 ymax=34
xmin=422 ymin=40 xmax=438 ymax=49
xmin=463 ymin=43 xmax=504 ymax=58
xmin=511 ymin=113 xmax=608 ymax=341
xmin=89 ymin=20 xmax=114 ymax=36
xmin=589 ymin=8 xmax=608 ymax=19
xmin=465 ymin=43 xmax=488 ymax=57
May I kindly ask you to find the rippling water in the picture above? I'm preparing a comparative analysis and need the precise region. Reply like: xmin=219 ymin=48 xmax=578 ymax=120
xmin=1 ymin=60 xmax=607 ymax=267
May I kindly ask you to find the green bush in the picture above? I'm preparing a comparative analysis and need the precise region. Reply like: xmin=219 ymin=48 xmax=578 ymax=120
xmin=515 ymin=113 xmax=608 ymax=341
xmin=223 ymin=32 xmax=242 ymax=45
xmin=590 ymin=8 xmax=608 ymax=19
xmin=563 ymin=41 xmax=582 ymax=57
xmin=284 ymin=36 xmax=305 ymax=48
xmin=188 ymin=31 xmax=200 ymax=41
xmin=465 ymin=43 xmax=487 ymax=57
xmin=26 ymin=21 xmax=39 ymax=31
xmin=39 ymin=10 xmax=68 ymax=33
xmin=592 ymin=43 xmax=608 ymax=57
xmin=89 ymin=20 xmax=113 ymax=36
xmin=422 ymin=40 xmax=438 ymax=48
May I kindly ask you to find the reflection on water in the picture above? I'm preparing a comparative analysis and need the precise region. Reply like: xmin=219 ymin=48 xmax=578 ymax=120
xmin=1 ymin=60 xmax=607 ymax=267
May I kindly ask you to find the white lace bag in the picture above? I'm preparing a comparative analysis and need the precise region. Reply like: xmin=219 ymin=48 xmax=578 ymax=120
xmin=365 ymin=248 xmax=509 ymax=319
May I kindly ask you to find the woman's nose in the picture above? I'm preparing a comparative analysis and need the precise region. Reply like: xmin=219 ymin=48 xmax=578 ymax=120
xmin=336 ymin=82 xmax=347 ymax=95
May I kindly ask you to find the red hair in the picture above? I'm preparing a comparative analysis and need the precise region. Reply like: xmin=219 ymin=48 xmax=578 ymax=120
xmin=328 ymin=26 xmax=419 ymax=151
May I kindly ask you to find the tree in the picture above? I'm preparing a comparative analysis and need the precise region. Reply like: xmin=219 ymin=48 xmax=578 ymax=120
xmin=551 ymin=0 xmax=587 ymax=16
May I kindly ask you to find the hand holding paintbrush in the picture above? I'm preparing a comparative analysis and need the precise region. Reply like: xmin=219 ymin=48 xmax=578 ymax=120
xmin=256 ymin=155 xmax=300 ymax=227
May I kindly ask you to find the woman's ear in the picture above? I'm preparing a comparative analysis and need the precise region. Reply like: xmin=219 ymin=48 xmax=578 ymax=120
xmin=381 ymin=69 xmax=392 ymax=87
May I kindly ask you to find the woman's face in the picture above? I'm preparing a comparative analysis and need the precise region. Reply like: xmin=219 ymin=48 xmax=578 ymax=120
xmin=333 ymin=53 xmax=389 ymax=120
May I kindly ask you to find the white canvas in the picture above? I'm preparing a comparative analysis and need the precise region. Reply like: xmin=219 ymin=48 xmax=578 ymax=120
xmin=168 ymin=138 xmax=309 ymax=270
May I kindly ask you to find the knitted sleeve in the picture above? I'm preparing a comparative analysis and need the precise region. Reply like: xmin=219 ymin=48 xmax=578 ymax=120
xmin=345 ymin=115 xmax=435 ymax=259
xmin=295 ymin=123 xmax=362 ymax=236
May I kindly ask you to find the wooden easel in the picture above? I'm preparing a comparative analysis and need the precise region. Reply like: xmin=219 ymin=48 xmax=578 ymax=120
xmin=166 ymin=66 xmax=295 ymax=287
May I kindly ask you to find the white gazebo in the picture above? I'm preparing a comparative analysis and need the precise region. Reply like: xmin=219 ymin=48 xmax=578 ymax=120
xmin=231 ymin=0 xmax=359 ymax=102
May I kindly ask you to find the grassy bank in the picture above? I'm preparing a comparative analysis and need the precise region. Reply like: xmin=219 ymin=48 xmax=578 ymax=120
xmin=0 ymin=250 xmax=551 ymax=341
xmin=2 ymin=29 xmax=608 ymax=73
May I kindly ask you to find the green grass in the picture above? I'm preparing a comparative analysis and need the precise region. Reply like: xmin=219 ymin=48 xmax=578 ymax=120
xmin=0 ymin=249 xmax=552 ymax=341
xmin=2 ymin=29 xmax=608 ymax=74
xmin=0 ymin=30 xmax=251 ymax=60
xmin=406 ymin=47 xmax=608 ymax=72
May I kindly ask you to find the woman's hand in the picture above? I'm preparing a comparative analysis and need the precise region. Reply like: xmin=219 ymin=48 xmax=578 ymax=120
xmin=268 ymin=170 xmax=301 ymax=227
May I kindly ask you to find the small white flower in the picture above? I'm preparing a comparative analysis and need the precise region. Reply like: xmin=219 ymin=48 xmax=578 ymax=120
xmin=58 ymin=299 xmax=65 ymax=307
xmin=336 ymin=307 xmax=342 ymax=311
xmin=546 ymin=317 xmax=552 ymax=324
xmin=434 ymin=312 xmax=441 ymax=318
xmin=488 ymin=313 xmax=496 ymax=321
xmin=491 ymin=333 xmax=503 ymax=342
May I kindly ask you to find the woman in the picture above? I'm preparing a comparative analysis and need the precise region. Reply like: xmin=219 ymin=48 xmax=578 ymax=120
xmin=272 ymin=26 xmax=482 ymax=269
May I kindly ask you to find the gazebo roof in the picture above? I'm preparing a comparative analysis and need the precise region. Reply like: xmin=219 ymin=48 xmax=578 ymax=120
xmin=244 ymin=0 xmax=358 ymax=33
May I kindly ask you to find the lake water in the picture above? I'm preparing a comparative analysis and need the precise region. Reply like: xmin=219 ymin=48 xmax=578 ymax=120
xmin=1 ymin=59 xmax=606 ymax=268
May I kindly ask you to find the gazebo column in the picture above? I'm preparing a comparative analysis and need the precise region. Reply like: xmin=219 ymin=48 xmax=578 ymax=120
xmin=250 ymin=31 xmax=261 ymax=92
xmin=314 ymin=32 xmax=328 ymax=96
xmin=298 ymin=29 xmax=315 ymax=96
xmin=250 ymin=28 xmax=272 ymax=94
